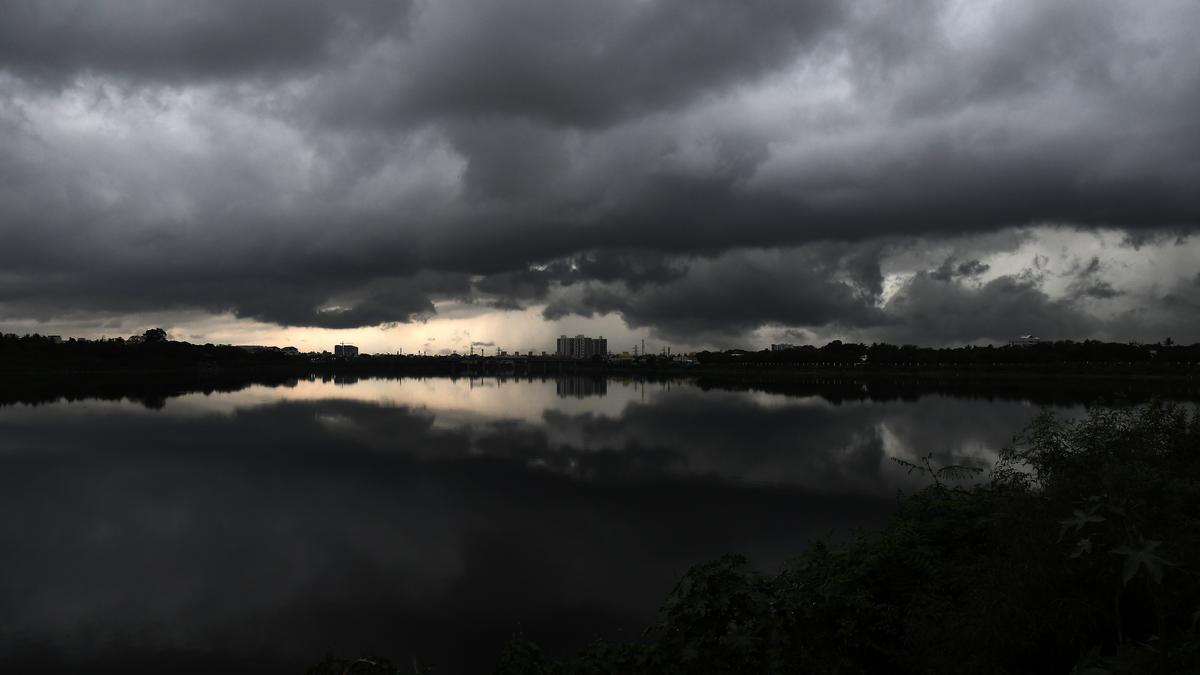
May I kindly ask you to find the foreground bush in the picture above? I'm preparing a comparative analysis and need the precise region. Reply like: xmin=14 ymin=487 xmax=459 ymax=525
xmin=496 ymin=402 xmax=1200 ymax=674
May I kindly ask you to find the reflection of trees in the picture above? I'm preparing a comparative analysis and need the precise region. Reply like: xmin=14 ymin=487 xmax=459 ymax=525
xmin=692 ymin=374 xmax=1200 ymax=407
xmin=0 ymin=393 xmax=898 ymax=673
xmin=539 ymin=391 xmax=1050 ymax=493
xmin=0 ymin=371 xmax=307 ymax=409
xmin=2 ymin=372 xmax=1194 ymax=492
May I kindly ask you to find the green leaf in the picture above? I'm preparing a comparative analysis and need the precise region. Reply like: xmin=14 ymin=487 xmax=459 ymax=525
xmin=1058 ymin=508 xmax=1105 ymax=542
xmin=1070 ymin=538 xmax=1093 ymax=559
xmin=1109 ymin=541 xmax=1176 ymax=585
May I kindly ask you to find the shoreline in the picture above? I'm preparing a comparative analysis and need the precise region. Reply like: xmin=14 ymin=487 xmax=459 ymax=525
xmin=2 ymin=361 xmax=1198 ymax=409
xmin=2 ymin=360 xmax=1198 ymax=381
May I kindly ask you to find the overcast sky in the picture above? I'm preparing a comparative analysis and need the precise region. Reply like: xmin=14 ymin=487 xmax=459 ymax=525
xmin=1 ymin=0 xmax=1198 ymax=353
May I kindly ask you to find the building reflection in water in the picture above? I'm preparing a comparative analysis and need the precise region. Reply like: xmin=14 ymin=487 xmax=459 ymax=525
xmin=555 ymin=376 xmax=608 ymax=398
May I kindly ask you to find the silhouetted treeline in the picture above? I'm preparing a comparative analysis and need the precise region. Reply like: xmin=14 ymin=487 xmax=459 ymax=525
xmin=696 ymin=338 xmax=1200 ymax=370
xmin=0 ymin=331 xmax=297 ymax=372
xmin=0 ymin=331 xmax=507 ymax=375
xmin=4 ymin=331 xmax=1200 ymax=377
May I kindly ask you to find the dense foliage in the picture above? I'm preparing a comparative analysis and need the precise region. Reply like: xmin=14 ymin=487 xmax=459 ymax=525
xmin=696 ymin=340 xmax=1200 ymax=370
xmin=0 ymin=331 xmax=444 ymax=375
xmin=491 ymin=402 xmax=1200 ymax=674
xmin=0 ymin=330 xmax=297 ymax=371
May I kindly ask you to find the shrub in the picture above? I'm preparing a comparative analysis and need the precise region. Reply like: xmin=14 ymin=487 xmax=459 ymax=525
xmin=492 ymin=402 xmax=1200 ymax=674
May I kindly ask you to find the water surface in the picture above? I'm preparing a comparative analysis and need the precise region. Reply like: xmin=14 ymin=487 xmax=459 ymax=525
xmin=0 ymin=375 xmax=1100 ymax=672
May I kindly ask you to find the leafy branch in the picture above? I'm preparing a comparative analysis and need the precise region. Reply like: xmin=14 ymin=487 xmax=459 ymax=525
xmin=892 ymin=452 xmax=984 ymax=489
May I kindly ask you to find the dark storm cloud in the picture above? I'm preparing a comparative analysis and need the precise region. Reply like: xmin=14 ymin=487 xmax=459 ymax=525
xmin=879 ymin=273 xmax=1098 ymax=344
xmin=471 ymin=250 xmax=688 ymax=306
xmin=570 ymin=250 xmax=689 ymax=287
xmin=1078 ymin=282 xmax=1122 ymax=300
xmin=543 ymin=248 xmax=887 ymax=339
xmin=0 ymin=0 xmax=411 ymax=83
xmin=0 ymin=0 xmax=1198 ymax=341
xmin=1103 ymin=271 xmax=1200 ymax=343
xmin=0 ymin=268 xmax=460 ymax=329
xmin=534 ymin=244 xmax=1105 ymax=345
xmin=930 ymin=259 xmax=991 ymax=282
xmin=236 ymin=286 xmax=436 ymax=330
xmin=448 ymin=119 xmax=573 ymax=202
xmin=1063 ymin=257 xmax=1125 ymax=301
xmin=317 ymin=0 xmax=843 ymax=128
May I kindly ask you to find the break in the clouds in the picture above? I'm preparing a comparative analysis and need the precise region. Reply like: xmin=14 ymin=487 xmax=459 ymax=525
xmin=1 ymin=0 xmax=1198 ymax=349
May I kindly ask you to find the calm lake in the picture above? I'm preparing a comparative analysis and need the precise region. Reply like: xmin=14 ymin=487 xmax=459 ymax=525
xmin=0 ymin=374 xmax=1182 ymax=673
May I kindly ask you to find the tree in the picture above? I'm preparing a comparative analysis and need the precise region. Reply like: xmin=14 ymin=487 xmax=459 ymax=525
xmin=143 ymin=328 xmax=168 ymax=343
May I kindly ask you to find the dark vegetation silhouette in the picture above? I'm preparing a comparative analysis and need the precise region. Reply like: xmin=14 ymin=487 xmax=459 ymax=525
xmin=301 ymin=403 xmax=1200 ymax=674
xmin=297 ymin=403 xmax=1200 ymax=673
xmin=3 ymin=332 xmax=1198 ymax=378
xmin=0 ymin=329 xmax=295 ymax=372
xmin=695 ymin=339 xmax=1200 ymax=372
xmin=473 ymin=402 xmax=1200 ymax=674
xmin=5 ymin=332 xmax=1197 ymax=413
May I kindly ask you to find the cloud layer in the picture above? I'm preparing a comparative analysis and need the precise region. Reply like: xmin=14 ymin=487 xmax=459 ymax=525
xmin=1 ymin=0 xmax=1198 ymax=345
